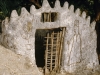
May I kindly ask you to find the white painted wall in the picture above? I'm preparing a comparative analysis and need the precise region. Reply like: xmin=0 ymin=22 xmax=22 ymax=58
xmin=0 ymin=0 xmax=99 ymax=74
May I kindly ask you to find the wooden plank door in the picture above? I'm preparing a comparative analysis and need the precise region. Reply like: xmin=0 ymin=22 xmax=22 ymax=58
xmin=44 ymin=27 xmax=66 ymax=75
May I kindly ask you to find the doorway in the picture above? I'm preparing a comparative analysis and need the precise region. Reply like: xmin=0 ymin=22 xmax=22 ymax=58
xmin=35 ymin=27 xmax=66 ymax=74
xmin=44 ymin=27 xmax=66 ymax=75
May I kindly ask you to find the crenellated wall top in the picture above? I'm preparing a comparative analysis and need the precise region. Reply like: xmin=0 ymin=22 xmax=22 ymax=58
xmin=3 ymin=0 xmax=95 ymax=31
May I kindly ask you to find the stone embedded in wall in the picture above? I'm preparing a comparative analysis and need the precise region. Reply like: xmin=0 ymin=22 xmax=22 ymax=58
xmin=0 ymin=0 xmax=99 ymax=74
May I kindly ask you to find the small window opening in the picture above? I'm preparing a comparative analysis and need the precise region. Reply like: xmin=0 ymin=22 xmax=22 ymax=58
xmin=41 ymin=12 xmax=58 ymax=22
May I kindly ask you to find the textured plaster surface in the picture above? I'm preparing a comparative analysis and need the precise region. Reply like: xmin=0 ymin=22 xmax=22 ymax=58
xmin=0 ymin=0 xmax=99 ymax=74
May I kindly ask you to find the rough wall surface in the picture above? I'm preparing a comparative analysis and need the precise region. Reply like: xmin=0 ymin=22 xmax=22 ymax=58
xmin=0 ymin=45 xmax=42 ymax=75
xmin=0 ymin=0 xmax=99 ymax=74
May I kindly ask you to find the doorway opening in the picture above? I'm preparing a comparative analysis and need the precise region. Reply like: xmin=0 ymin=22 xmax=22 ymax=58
xmin=35 ymin=27 xmax=66 ymax=74
xmin=35 ymin=29 xmax=47 ymax=67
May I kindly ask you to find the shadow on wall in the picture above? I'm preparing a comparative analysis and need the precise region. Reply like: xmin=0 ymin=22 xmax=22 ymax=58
xmin=0 ymin=20 xmax=2 ymax=33
xmin=35 ymin=29 xmax=46 ymax=68
xmin=96 ymin=21 xmax=100 ymax=64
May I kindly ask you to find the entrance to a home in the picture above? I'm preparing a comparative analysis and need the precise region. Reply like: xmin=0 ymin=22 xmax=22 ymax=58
xmin=44 ymin=27 xmax=66 ymax=75
xmin=35 ymin=27 xmax=66 ymax=74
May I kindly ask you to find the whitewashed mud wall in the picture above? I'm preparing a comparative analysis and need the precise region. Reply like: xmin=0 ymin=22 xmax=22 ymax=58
xmin=0 ymin=0 xmax=99 ymax=74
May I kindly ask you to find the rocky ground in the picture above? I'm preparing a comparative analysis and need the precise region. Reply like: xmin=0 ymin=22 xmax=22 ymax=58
xmin=0 ymin=45 xmax=41 ymax=75
xmin=0 ymin=44 xmax=100 ymax=75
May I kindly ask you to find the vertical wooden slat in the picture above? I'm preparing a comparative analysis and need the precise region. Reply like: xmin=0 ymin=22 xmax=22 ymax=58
xmin=50 ymin=12 xmax=51 ymax=22
xmin=58 ymin=31 xmax=62 ymax=72
xmin=45 ymin=27 xmax=66 ymax=74
xmin=44 ymin=13 xmax=46 ymax=22
xmin=45 ymin=33 xmax=49 ymax=75
xmin=50 ymin=31 xmax=54 ymax=71
xmin=55 ymin=32 xmax=60 ymax=71
xmin=56 ymin=31 xmax=61 ymax=72
xmin=58 ymin=27 xmax=66 ymax=72
xmin=47 ymin=13 xmax=49 ymax=22
xmin=50 ymin=33 xmax=52 ymax=71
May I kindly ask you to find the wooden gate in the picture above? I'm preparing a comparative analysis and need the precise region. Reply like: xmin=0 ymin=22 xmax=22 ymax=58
xmin=44 ymin=27 xmax=66 ymax=75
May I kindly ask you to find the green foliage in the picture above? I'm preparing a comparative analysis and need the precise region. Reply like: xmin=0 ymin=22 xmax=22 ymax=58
xmin=0 ymin=0 xmax=98 ymax=21
xmin=66 ymin=0 xmax=95 ymax=20
xmin=0 ymin=0 xmax=23 ymax=20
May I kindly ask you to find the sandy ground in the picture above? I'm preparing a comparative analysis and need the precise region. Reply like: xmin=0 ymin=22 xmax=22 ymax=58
xmin=0 ymin=45 xmax=41 ymax=75
xmin=0 ymin=44 xmax=100 ymax=75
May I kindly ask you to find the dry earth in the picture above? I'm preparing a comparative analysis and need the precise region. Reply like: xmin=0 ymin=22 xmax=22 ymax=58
xmin=0 ymin=44 xmax=100 ymax=75
xmin=0 ymin=45 xmax=41 ymax=75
